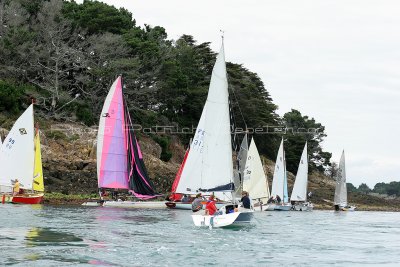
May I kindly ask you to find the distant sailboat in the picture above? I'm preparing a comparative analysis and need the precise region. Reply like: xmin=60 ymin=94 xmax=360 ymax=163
xmin=334 ymin=151 xmax=356 ymax=211
xmin=0 ymin=105 xmax=44 ymax=204
xmin=83 ymin=76 xmax=162 ymax=208
xmin=234 ymin=133 xmax=249 ymax=198
xmin=268 ymin=138 xmax=292 ymax=211
xmin=179 ymin=40 xmax=253 ymax=227
xmin=290 ymin=142 xmax=313 ymax=211
xmin=242 ymin=137 xmax=270 ymax=211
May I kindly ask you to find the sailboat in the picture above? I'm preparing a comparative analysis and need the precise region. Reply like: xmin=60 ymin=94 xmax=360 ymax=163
xmin=165 ymin=147 xmax=192 ymax=209
xmin=83 ymin=76 xmax=163 ymax=208
xmin=334 ymin=151 xmax=356 ymax=211
xmin=290 ymin=142 xmax=313 ymax=211
xmin=0 ymin=105 xmax=44 ymax=204
xmin=242 ymin=137 xmax=271 ymax=211
xmin=175 ymin=40 xmax=253 ymax=227
xmin=234 ymin=133 xmax=249 ymax=198
xmin=267 ymin=138 xmax=292 ymax=211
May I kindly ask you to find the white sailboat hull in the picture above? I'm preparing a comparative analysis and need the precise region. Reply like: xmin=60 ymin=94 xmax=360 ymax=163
xmin=265 ymin=203 xmax=292 ymax=211
xmin=252 ymin=202 xmax=270 ymax=212
xmin=293 ymin=202 xmax=314 ymax=211
xmin=336 ymin=205 xmax=356 ymax=211
xmin=165 ymin=201 xmax=225 ymax=210
xmin=82 ymin=200 xmax=166 ymax=209
xmin=192 ymin=210 xmax=253 ymax=228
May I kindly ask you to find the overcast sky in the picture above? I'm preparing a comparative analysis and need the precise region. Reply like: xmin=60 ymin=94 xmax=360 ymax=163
xmin=95 ymin=0 xmax=400 ymax=187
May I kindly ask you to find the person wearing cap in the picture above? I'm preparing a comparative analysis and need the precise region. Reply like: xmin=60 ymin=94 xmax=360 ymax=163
xmin=205 ymin=195 xmax=217 ymax=215
xmin=191 ymin=193 xmax=203 ymax=212
xmin=241 ymin=191 xmax=251 ymax=209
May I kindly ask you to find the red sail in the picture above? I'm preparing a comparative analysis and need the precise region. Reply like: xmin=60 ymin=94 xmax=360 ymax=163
xmin=169 ymin=148 xmax=189 ymax=201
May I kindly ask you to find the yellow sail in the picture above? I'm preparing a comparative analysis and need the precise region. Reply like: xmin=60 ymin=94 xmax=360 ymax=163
xmin=33 ymin=130 xmax=44 ymax=192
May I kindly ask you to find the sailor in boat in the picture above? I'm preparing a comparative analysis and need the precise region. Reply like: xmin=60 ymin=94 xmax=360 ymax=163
xmin=13 ymin=179 xmax=20 ymax=196
xmin=191 ymin=193 xmax=203 ymax=212
xmin=204 ymin=195 xmax=217 ymax=215
xmin=240 ymin=191 xmax=251 ymax=209
xmin=267 ymin=195 xmax=275 ymax=204
xmin=276 ymin=195 xmax=282 ymax=204
xmin=181 ymin=194 xmax=190 ymax=203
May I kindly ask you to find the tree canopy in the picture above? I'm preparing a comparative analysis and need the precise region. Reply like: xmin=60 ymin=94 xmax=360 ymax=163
xmin=0 ymin=0 xmax=332 ymax=168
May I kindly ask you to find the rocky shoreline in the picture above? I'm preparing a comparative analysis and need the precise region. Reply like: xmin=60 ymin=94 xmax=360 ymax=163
xmin=2 ymin=120 xmax=398 ymax=212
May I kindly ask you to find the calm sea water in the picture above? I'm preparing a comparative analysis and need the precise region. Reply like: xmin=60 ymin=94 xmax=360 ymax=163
xmin=0 ymin=205 xmax=399 ymax=266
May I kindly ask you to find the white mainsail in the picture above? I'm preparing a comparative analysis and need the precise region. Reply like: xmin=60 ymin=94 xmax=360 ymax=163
xmin=290 ymin=142 xmax=308 ymax=202
xmin=334 ymin=150 xmax=347 ymax=206
xmin=176 ymin=42 xmax=233 ymax=200
xmin=270 ymin=138 xmax=289 ymax=202
xmin=0 ymin=105 xmax=35 ymax=189
xmin=243 ymin=137 xmax=270 ymax=202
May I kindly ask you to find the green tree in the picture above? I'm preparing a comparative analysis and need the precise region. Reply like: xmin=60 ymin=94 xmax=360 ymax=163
xmin=347 ymin=183 xmax=357 ymax=193
xmin=0 ymin=80 xmax=27 ymax=113
xmin=283 ymin=109 xmax=331 ymax=174
xmin=62 ymin=0 xmax=134 ymax=34
xmin=358 ymin=183 xmax=371 ymax=194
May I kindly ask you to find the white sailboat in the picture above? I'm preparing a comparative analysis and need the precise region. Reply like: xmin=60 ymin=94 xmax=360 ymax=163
xmin=0 ymin=104 xmax=44 ymax=204
xmin=178 ymin=39 xmax=253 ymax=227
xmin=334 ymin=151 xmax=356 ymax=211
xmin=290 ymin=142 xmax=313 ymax=211
xmin=242 ymin=137 xmax=270 ymax=211
xmin=267 ymin=138 xmax=291 ymax=211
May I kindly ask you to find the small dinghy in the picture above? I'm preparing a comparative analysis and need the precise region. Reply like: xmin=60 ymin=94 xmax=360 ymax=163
xmin=290 ymin=142 xmax=313 ymax=211
xmin=192 ymin=204 xmax=253 ymax=228
xmin=0 ymin=105 xmax=45 ymax=205
xmin=334 ymin=151 xmax=356 ymax=212
xmin=267 ymin=138 xmax=291 ymax=211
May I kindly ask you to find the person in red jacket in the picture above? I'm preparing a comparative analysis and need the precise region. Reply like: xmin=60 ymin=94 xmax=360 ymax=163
xmin=205 ymin=195 xmax=217 ymax=215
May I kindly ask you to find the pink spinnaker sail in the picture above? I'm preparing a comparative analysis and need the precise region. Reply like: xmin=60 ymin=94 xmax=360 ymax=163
xmin=97 ymin=77 xmax=129 ymax=189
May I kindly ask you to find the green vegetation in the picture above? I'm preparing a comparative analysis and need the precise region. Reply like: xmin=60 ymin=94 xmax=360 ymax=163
xmin=152 ymin=135 xmax=173 ymax=162
xmin=346 ymin=182 xmax=400 ymax=197
xmin=373 ymin=181 xmax=400 ymax=196
xmin=0 ymin=0 xmax=331 ymax=170
xmin=0 ymin=80 xmax=27 ymax=114
xmin=45 ymin=192 xmax=98 ymax=200
xmin=46 ymin=130 xmax=68 ymax=141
